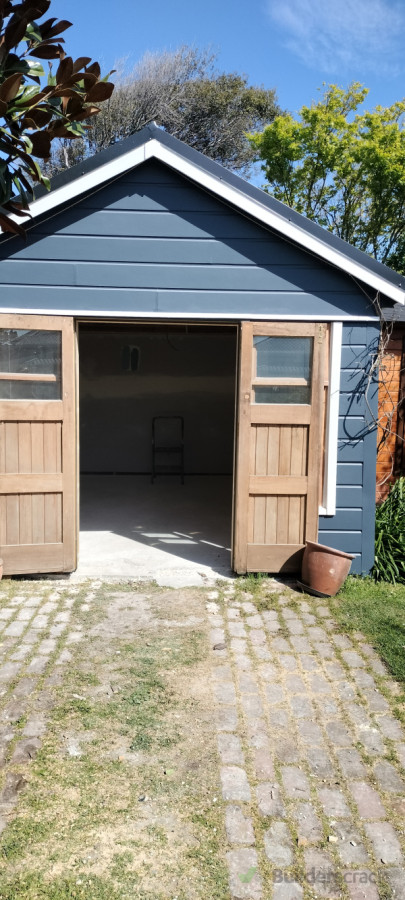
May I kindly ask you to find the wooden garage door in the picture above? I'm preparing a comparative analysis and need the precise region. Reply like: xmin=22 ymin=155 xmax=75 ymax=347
xmin=0 ymin=315 xmax=76 ymax=575
xmin=233 ymin=322 xmax=325 ymax=574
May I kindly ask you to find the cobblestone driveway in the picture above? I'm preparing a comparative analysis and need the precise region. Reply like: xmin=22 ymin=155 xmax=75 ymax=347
xmin=0 ymin=577 xmax=404 ymax=899
xmin=210 ymin=585 xmax=405 ymax=899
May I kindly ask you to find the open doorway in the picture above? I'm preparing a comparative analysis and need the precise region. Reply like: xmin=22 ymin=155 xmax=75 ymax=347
xmin=77 ymin=322 xmax=238 ymax=581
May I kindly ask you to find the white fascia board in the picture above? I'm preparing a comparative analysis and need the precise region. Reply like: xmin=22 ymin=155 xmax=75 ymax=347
xmin=319 ymin=321 xmax=342 ymax=517
xmin=0 ymin=308 xmax=380 ymax=321
xmin=6 ymin=136 xmax=404 ymax=305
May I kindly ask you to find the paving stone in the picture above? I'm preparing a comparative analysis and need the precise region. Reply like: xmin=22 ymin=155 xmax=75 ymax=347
xmin=262 ymin=609 xmax=279 ymax=621
xmin=245 ymin=615 xmax=263 ymax=629
xmin=0 ymin=662 xmax=21 ymax=681
xmin=0 ymin=609 xmax=13 ymax=621
xmin=227 ymin=847 xmax=262 ymax=899
xmin=240 ymin=600 xmax=256 ymax=613
xmin=317 ymin=606 xmax=331 ymax=618
xmin=336 ymin=748 xmax=366 ymax=779
xmin=281 ymin=766 xmax=310 ymax=799
xmin=221 ymin=766 xmax=251 ymax=802
xmin=38 ymin=639 xmax=57 ymax=655
xmin=299 ymin=601 xmax=311 ymax=612
xmin=246 ymin=720 xmax=270 ymax=751
xmin=318 ymin=788 xmax=351 ymax=818
xmin=10 ymin=645 xmax=32 ymax=662
xmin=308 ymin=626 xmax=328 ymax=642
xmin=12 ymin=677 xmax=37 ymax=700
xmin=55 ymin=648 xmax=72 ymax=665
xmin=218 ymin=734 xmax=245 ymax=766
xmin=350 ymin=782 xmax=386 ymax=819
xmin=333 ymin=634 xmax=353 ymax=650
xmin=213 ymin=664 xmax=233 ymax=681
xmin=395 ymin=744 xmax=405 ymax=768
xmin=11 ymin=737 xmax=41 ymax=764
xmin=231 ymin=638 xmax=247 ymax=653
xmin=283 ymin=608 xmax=299 ymax=620
xmin=302 ymin=613 xmax=316 ymax=625
xmin=226 ymin=607 xmax=240 ymax=619
xmin=322 ymin=699 xmax=340 ymax=717
xmin=368 ymin=658 xmax=387 ymax=676
xmin=256 ymin=782 xmax=284 ymax=817
xmin=216 ymin=708 xmax=238 ymax=732
xmin=233 ymin=654 xmax=252 ymax=671
xmin=290 ymin=636 xmax=312 ymax=652
xmin=264 ymin=620 xmax=281 ymax=634
xmin=376 ymin=716 xmax=403 ymax=741
xmin=291 ymin=801 xmax=323 ymax=843
xmin=241 ymin=694 xmax=264 ymax=719
xmin=374 ymin=761 xmax=405 ymax=794
xmin=252 ymin=646 xmax=272 ymax=661
xmin=49 ymin=624 xmax=65 ymax=638
xmin=310 ymin=674 xmax=332 ymax=694
xmin=30 ymin=615 xmax=49 ymax=630
xmin=271 ymin=637 xmax=291 ymax=653
xmin=290 ymin=696 xmax=314 ymax=719
xmin=325 ymin=720 xmax=353 ymax=747
xmin=303 ymin=848 xmax=340 ymax=897
xmin=364 ymin=822 xmax=403 ymax=864
xmin=346 ymin=703 xmax=374 ymax=730
xmin=53 ymin=610 xmax=70 ymax=624
xmin=382 ymin=867 xmax=405 ymax=900
xmin=285 ymin=620 xmax=304 ymax=635
xmin=249 ymin=630 xmax=267 ymax=647
xmin=363 ymin=690 xmax=390 ymax=713
xmin=229 ymin=622 xmax=247 ymax=638
xmin=16 ymin=608 xmax=34 ymax=622
xmin=26 ymin=656 xmax=48 ymax=674
xmin=225 ymin=805 xmax=255 ymax=845
xmin=324 ymin=662 xmax=346 ymax=680
xmin=264 ymin=821 xmax=293 ymax=865
xmin=336 ymin=682 xmax=357 ymax=702
xmin=3 ymin=621 xmax=25 ymax=638
xmin=279 ymin=655 xmax=297 ymax=672
xmin=23 ymin=597 xmax=41 ymax=608
xmin=333 ymin=821 xmax=369 ymax=864
xmin=355 ymin=671 xmax=377 ymax=689
xmin=357 ymin=729 xmax=385 ymax=755
xmin=209 ymin=614 xmax=225 ymax=627
xmin=211 ymin=628 xmax=226 ymax=646
xmin=258 ymin=662 xmax=278 ymax=681
xmin=306 ymin=746 xmax=335 ymax=778
xmin=316 ymin=643 xmax=335 ymax=660
xmin=300 ymin=655 xmax=319 ymax=672
xmin=270 ymin=709 xmax=289 ymax=728
xmin=285 ymin=674 xmax=306 ymax=693
xmin=297 ymin=720 xmax=324 ymax=745
xmin=253 ymin=748 xmax=275 ymax=781
xmin=341 ymin=650 xmax=366 ymax=668
xmin=0 ymin=701 xmax=26 ymax=725
xmin=343 ymin=870 xmax=379 ymax=900
xmin=238 ymin=673 xmax=258 ymax=693
xmin=274 ymin=735 xmax=301 ymax=764
xmin=215 ymin=682 xmax=237 ymax=705
xmin=273 ymin=882 xmax=303 ymax=900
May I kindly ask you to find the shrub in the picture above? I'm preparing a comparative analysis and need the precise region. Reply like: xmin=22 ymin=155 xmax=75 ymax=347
xmin=373 ymin=477 xmax=405 ymax=583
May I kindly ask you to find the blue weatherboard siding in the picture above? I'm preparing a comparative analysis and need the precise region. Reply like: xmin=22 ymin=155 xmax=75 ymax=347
xmin=318 ymin=323 xmax=380 ymax=574
xmin=0 ymin=161 xmax=377 ymax=318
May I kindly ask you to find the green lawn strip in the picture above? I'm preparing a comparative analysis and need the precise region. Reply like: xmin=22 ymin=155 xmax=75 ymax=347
xmin=0 ymin=588 xmax=228 ymax=900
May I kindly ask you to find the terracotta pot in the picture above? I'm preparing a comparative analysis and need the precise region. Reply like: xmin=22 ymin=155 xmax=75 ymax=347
xmin=301 ymin=541 xmax=355 ymax=597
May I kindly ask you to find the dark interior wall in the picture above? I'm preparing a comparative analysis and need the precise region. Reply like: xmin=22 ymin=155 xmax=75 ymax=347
xmin=79 ymin=325 xmax=237 ymax=473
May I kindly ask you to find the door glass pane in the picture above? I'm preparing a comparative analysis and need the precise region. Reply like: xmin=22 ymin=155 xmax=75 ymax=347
xmin=0 ymin=329 xmax=61 ymax=399
xmin=254 ymin=385 xmax=311 ymax=404
xmin=254 ymin=336 xmax=312 ymax=380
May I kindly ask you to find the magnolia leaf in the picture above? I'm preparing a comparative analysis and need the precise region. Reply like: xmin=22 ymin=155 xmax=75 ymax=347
xmin=45 ymin=19 xmax=72 ymax=39
xmin=56 ymin=54 xmax=73 ymax=83
xmin=85 ymin=62 xmax=101 ymax=79
xmin=0 ymin=99 xmax=7 ymax=116
xmin=29 ymin=42 xmax=64 ymax=59
xmin=0 ymin=73 xmax=23 ymax=103
xmin=86 ymin=81 xmax=114 ymax=103
xmin=0 ymin=212 xmax=27 ymax=237
xmin=72 ymin=57 xmax=92 ymax=73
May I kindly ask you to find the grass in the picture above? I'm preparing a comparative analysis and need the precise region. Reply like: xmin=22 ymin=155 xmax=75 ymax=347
xmin=0 ymin=583 xmax=229 ymax=900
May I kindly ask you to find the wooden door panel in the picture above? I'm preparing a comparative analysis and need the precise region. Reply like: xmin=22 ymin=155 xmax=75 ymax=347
xmin=234 ymin=322 xmax=325 ymax=574
xmin=0 ymin=315 xmax=76 ymax=575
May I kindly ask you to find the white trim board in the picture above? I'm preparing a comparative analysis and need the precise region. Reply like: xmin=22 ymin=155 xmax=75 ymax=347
xmin=319 ymin=321 xmax=342 ymax=517
xmin=0 ymin=308 xmax=380 ymax=321
xmin=4 ymin=136 xmax=405 ymax=307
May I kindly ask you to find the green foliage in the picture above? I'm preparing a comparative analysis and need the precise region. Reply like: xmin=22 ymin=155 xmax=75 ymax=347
xmin=373 ymin=477 xmax=405 ymax=584
xmin=0 ymin=0 xmax=114 ymax=235
xmin=249 ymin=83 xmax=405 ymax=271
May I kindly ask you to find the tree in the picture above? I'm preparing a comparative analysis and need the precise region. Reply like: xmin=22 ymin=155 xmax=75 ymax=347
xmin=0 ymin=0 xmax=114 ymax=235
xmin=46 ymin=46 xmax=281 ymax=177
xmin=248 ymin=83 xmax=405 ymax=272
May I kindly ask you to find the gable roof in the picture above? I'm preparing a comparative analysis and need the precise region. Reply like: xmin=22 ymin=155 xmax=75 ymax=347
xmin=6 ymin=122 xmax=405 ymax=306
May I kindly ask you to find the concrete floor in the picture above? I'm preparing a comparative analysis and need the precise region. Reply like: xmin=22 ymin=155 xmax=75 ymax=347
xmin=76 ymin=475 xmax=234 ymax=586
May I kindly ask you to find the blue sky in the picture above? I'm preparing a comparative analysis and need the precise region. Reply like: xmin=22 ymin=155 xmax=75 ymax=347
xmin=50 ymin=0 xmax=405 ymax=115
